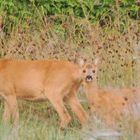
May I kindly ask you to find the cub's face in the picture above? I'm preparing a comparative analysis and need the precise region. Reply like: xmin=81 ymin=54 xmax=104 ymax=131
xmin=78 ymin=58 xmax=99 ymax=83
xmin=82 ymin=63 xmax=97 ymax=83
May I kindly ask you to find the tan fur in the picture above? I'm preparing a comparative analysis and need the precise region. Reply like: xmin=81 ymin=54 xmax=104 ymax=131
xmin=0 ymin=59 xmax=88 ymax=129
xmin=0 ymin=15 xmax=3 ymax=28
xmin=82 ymin=61 xmax=140 ymax=126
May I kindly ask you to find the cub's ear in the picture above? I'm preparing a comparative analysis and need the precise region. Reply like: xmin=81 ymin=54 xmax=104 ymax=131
xmin=94 ymin=58 xmax=100 ymax=66
xmin=77 ymin=58 xmax=85 ymax=67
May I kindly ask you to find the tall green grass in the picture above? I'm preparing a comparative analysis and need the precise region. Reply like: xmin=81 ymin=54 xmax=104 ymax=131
xmin=0 ymin=0 xmax=139 ymax=32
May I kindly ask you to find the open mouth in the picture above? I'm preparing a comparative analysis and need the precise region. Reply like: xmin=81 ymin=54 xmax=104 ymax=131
xmin=85 ymin=75 xmax=93 ymax=82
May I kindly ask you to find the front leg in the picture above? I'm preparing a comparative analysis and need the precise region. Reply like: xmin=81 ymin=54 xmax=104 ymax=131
xmin=67 ymin=94 xmax=89 ymax=127
xmin=47 ymin=95 xmax=71 ymax=130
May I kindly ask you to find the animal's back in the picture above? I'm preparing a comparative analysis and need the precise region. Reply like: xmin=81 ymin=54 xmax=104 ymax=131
xmin=0 ymin=59 xmax=81 ymax=99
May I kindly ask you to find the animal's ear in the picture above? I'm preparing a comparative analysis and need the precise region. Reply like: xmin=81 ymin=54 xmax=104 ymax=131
xmin=94 ymin=58 xmax=100 ymax=66
xmin=77 ymin=58 xmax=85 ymax=67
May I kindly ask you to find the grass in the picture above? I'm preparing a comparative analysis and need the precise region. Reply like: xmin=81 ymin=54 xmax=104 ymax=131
xmin=0 ymin=6 xmax=140 ymax=140
xmin=1 ymin=101 xmax=140 ymax=140
xmin=0 ymin=101 xmax=83 ymax=140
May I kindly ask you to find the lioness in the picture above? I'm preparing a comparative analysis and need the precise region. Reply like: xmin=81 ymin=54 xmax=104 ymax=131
xmin=0 ymin=59 xmax=88 ymax=129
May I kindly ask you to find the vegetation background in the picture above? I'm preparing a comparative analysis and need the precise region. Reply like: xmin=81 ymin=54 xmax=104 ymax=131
xmin=0 ymin=0 xmax=140 ymax=140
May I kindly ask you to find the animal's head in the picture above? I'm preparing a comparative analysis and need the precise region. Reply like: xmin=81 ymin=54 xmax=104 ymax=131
xmin=78 ymin=58 xmax=99 ymax=83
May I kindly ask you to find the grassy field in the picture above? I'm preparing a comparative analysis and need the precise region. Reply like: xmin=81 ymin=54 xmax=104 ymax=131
xmin=0 ymin=99 xmax=140 ymax=140
xmin=0 ymin=1 xmax=140 ymax=139
xmin=0 ymin=101 xmax=83 ymax=140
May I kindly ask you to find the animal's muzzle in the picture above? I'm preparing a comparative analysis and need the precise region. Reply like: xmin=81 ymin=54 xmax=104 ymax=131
xmin=86 ymin=75 xmax=93 ymax=82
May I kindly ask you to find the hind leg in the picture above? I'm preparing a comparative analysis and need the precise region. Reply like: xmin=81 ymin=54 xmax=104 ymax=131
xmin=3 ymin=101 xmax=11 ymax=124
xmin=3 ymin=95 xmax=19 ymax=126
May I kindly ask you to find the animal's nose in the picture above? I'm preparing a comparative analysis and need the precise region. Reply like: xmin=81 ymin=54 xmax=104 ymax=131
xmin=86 ymin=75 xmax=93 ymax=81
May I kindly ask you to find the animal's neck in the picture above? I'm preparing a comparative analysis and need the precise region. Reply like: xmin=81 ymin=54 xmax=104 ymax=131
xmin=84 ymin=81 xmax=98 ymax=95
xmin=84 ymin=81 xmax=100 ymax=107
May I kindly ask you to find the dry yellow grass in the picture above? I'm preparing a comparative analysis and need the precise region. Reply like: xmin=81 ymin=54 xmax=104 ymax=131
xmin=0 ymin=16 xmax=139 ymax=139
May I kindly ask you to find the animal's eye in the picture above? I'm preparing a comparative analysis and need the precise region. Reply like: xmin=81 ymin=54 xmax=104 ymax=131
xmin=83 ymin=70 xmax=86 ymax=73
xmin=92 ymin=70 xmax=95 ymax=73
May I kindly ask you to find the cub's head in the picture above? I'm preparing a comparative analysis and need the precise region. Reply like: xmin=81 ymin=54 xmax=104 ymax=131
xmin=79 ymin=58 xmax=99 ymax=83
